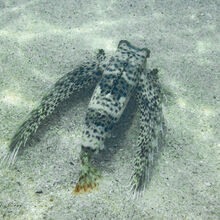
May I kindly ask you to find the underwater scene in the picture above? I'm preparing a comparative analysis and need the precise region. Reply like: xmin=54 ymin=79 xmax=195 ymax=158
xmin=0 ymin=0 xmax=219 ymax=219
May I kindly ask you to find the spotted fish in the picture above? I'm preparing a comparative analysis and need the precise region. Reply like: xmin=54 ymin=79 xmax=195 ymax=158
xmin=1 ymin=40 xmax=165 ymax=197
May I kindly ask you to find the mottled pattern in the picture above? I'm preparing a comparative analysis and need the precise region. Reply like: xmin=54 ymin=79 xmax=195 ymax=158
xmin=81 ymin=40 xmax=150 ymax=152
xmin=1 ymin=40 xmax=164 ymax=197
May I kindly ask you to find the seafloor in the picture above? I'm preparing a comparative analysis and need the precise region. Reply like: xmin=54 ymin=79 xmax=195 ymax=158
xmin=0 ymin=0 xmax=219 ymax=219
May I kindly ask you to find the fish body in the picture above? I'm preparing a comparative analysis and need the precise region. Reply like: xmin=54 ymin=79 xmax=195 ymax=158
xmin=81 ymin=40 xmax=150 ymax=153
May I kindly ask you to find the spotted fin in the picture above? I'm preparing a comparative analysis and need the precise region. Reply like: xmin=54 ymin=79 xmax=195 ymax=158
xmin=0 ymin=49 xmax=106 ymax=168
xmin=129 ymin=68 xmax=165 ymax=198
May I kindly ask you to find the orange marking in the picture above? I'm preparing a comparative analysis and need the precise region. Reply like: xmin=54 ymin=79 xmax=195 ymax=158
xmin=73 ymin=183 xmax=98 ymax=195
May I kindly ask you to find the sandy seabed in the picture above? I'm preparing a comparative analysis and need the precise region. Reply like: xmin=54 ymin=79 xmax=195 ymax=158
xmin=0 ymin=0 xmax=219 ymax=219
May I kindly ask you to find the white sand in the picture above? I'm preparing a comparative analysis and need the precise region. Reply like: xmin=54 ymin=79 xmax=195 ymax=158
xmin=0 ymin=0 xmax=219 ymax=219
